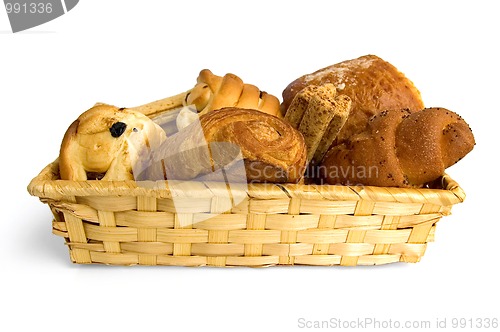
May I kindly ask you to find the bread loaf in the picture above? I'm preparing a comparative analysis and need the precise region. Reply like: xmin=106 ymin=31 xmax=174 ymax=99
xmin=282 ymin=55 xmax=424 ymax=144
xmin=320 ymin=108 xmax=475 ymax=187
xmin=137 ymin=108 xmax=307 ymax=183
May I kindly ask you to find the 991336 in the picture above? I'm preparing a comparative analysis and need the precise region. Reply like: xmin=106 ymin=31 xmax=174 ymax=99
xmin=5 ymin=2 xmax=53 ymax=14
xmin=451 ymin=318 xmax=498 ymax=329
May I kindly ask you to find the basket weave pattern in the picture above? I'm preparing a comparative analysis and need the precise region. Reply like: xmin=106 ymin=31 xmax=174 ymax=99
xmin=28 ymin=161 xmax=465 ymax=267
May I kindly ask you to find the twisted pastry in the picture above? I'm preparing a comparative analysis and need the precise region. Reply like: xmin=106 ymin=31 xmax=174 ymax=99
xmin=320 ymin=108 xmax=475 ymax=187
xmin=185 ymin=69 xmax=282 ymax=118
xmin=137 ymin=108 xmax=306 ymax=183
xmin=126 ymin=69 xmax=282 ymax=133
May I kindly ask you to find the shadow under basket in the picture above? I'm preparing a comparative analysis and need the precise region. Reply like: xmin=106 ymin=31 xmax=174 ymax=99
xmin=27 ymin=160 xmax=466 ymax=267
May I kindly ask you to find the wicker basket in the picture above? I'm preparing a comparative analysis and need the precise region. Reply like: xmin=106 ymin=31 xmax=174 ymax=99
xmin=27 ymin=159 xmax=465 ymax=267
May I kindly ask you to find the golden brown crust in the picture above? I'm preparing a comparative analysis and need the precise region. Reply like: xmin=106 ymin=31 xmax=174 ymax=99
xmin=203 ymin=109 xmax=306 ymax=182
xmin=141 ymin=108 xmax=307 ymax=183
xmin=320 ymin=108 xmax=475 ymax=187
xmin=186 ymin=69 xmax=282 ymax=118
xmin=282 ymin=55 xmax=424 ymax=144
xmin=396 ymin=107 xmax=476 ymax=185
xmin=59 ymin=119 xmax=81 ymax=180
xmin=59 ymin=104 xmax=167 ymax=181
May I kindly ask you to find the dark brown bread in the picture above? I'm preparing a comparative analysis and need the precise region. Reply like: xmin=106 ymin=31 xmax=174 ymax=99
xmin=320 ymin=108 xmax=475 ymax=187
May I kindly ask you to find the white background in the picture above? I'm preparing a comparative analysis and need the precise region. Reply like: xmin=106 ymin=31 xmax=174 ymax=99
xmin=1 ymin=1 xmax=498 ymax=331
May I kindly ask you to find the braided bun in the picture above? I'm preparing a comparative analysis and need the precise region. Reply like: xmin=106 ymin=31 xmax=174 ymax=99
xmin=185 ymin=69 xmax=281 ymax=118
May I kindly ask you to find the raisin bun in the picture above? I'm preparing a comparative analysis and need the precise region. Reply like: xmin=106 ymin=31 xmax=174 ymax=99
xmin=59 ymin=104 xmax=167 ymax=181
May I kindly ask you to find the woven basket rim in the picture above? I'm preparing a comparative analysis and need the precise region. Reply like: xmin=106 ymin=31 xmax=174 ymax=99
xmin=27 ymin=159 xmax=466 ymax=205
